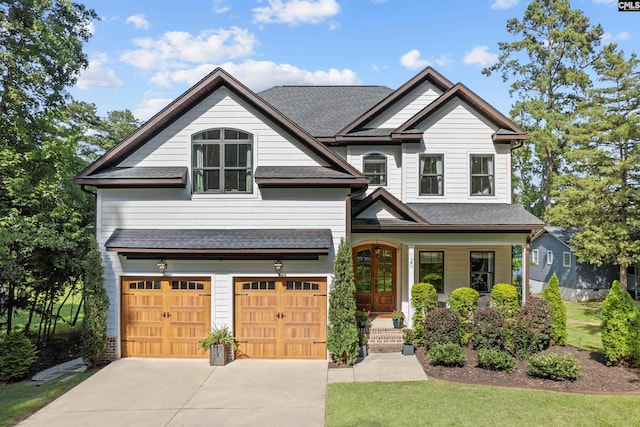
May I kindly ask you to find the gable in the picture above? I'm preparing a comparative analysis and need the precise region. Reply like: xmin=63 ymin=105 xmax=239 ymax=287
xmin=355 ymin=200 xmax=406 ymax=221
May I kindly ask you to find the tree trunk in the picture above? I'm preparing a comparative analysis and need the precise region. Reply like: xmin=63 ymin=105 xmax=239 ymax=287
xmin=619 ymin=264 xmax=628 ymax=292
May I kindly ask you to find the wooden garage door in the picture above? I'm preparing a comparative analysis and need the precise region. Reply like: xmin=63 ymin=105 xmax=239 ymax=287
xmin=121 ymin=277 xmax=211 ymax=358
xmin=234 ymin=277 xmax=326 ymax=359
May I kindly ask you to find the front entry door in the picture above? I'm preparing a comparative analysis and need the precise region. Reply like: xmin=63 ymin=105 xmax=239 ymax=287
xmin=353 ymin=244 xmax=396 ymax=312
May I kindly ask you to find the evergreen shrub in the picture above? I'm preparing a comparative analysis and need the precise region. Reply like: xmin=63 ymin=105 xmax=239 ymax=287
xmin=471 ymin=307 xmax=505 ymax=350
xmin=542 ymin=273 xmax=567 ymax=345
xmin=424 ymin=308 xmax=461 ymax=349
xmin=476 ymin=348 xmax=516 ymax=373
xmin=601 ymin=281 xmax=640 ymax=366
xmin=428 ymin=343 xmax=466 ymax=367
xmin=411 ymin=282 xmax=437 ymax=347
xmin=447 ymin=287 xmax=479 ymax=344
xmin=490 ymin=283 xmax=520 ymax=319
xmin=81 ymin=239 xmax=110 ymax=366
xmin=0 ymin=332 xmax=38 ymax=381
xmin=527 ymin=353 xmax=582 ymax=380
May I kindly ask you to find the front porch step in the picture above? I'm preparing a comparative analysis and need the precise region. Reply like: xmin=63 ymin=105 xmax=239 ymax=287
xmin=362 ymin=327 xmax=404 ymax=353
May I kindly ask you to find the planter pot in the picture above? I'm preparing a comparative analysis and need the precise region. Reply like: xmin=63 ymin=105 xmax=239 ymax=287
xmin=356 ymin=318 xmax=368 ymax=329
xmin=392 ymin=318 xmax=404 ymax=329
xmin=358 ymin=345 xmax=368 ymax=358
xmin=209 ymin=344 xmax=235 ymax=366
xmin=402 ymin=344 xmax=415 ymax=356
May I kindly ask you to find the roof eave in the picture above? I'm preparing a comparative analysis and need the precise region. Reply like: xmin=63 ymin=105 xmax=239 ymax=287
xmin=255 ymin=177 xmax=369 ymax=188
xmin=72 ymin=177 xmax=187 ymax=188
xmin=352 ymin=224 xmax=545 ymax=233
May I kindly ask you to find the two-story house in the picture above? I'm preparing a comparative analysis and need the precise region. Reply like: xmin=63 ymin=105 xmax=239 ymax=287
xmin=74 ymin=66 xmax=543 ymax=361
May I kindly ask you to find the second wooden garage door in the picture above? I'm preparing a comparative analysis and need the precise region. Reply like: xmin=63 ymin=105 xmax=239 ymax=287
xmin=234 ymin=277 xmax=327 ymax=359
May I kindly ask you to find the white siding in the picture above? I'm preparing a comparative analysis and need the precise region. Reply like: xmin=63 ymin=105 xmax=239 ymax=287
xmin=367 ymin=81 xmax=443 ymax=129
xmin=119 ymin=87 xmax=328 ymax=169
xmin=356 ymin=200 xmax=404 ymax=220
xmin=347 ymin=145 xmax=402 ymax=197
xmin=403 ymin=98 xmax=511 ymax=203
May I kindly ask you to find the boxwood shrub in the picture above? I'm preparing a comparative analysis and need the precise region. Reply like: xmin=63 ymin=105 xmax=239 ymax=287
xmin=490 ymin=283 xmax=520 ymax=320
xmin=527 ymin=353 xmax=582 ymax=381
xmin=428 ymin=343 xmax=466 ymax=367
xmin=424 ymin=308 xmax=461 ymax=349
xmin=0 ymin=332 xmax=38 ymax=382
xmin=476 ymin=348 xmax=516 ymax=373
xmin=447 ymin=288 xmax=479 ymax=345
xmin=471 ymin=307 xmax=505 ymax=350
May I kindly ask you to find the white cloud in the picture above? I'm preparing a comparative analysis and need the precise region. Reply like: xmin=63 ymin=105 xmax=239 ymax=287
xmin=133 ymin=97 xmax=174 ymax=121
xmin=400 ymin=49 xmax=430 ymax=70
xmin=490 ymin=0 xmax=519 ymax=10
xmin=602 ymin=31 xmax=631 ymax=43
xmin=76 ymin=53 xmax=124 ymax=90
xmin=125 ymin=14 xmax=150 ymax=30
xmin=463 ymin=45 xmax=499 ymax=67
xmin=150 ymin=60 xmax=360 ymax=92
xmin=120 ymin=27 xmax=256 ymax=70
xmin=253 ymin=0 xmax=340 ymax=25
xmin=212 ymin=0 xmax=230 ymax=13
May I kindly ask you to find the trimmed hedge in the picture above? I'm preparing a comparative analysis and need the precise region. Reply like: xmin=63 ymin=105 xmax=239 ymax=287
xmin=490 ymin=283 xmax=520 ymax=319
xmin=411 ymin=282 xmax=437 ymax=347
xmin=448 ymin=288 xmax=479 ymax=345
xmin=428 ymin=343 xmax=466 ymax=367
xmin=542 ymin=273 xmax=567 ymax=346
xmin=424 ymin=308 xmax=461 ymax=349
xmin=601 ymin=280 xmax=640 ymax=366
xmin=0 ymin=332 xmax=38 ymax=382
xmin=471 ymin=307 xmax=505 ymax=350
xmin=476 ymin=348 xmax=516 ymax=373
xmin=527 ymin=353 xmax=582 ymax=381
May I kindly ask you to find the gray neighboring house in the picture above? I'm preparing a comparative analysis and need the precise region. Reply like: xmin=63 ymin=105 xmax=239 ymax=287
xmin=529 ymin=226 xmax=622 ymax=301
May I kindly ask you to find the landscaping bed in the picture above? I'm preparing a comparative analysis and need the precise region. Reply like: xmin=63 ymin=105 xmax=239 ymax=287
xmin=416 ymin=345 xmax=640 ymax=393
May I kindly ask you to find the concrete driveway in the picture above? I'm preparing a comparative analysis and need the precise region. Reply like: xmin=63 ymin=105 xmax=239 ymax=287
xmin=20 ymin=358 xmax=328 ymax=427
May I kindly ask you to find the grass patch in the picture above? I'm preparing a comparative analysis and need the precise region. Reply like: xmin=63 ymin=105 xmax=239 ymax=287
xmin=0 ymin=371 xmax=95 ymax=427
xmin=3 ymin=291 xmax=83 ymax=336
xmin=565 ymin=302 xmax=603 ymax=352
xmin=326 ymin=380 xmax=640 ymax=427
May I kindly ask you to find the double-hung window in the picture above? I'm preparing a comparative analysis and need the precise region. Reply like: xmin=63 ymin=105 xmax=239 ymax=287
xmin=470 ymin=155 xmax=494 ymax=196
xmin=420 ymin=154 xmax=444 ymax=196
xmin=419 ymin=251 xmax=444 ymax=293
xmin=363 ymin=153 xmax=387 ymax=186
xmin=192 ymin=129 xmax=253 ymax=194
xmin=470 ymin=251 xmax=494 ymax=293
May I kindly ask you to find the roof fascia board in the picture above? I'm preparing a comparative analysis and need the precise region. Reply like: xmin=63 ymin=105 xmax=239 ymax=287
xmin=352 ymin=187 xmax=426 ymax=224
xmin=73 ymin=178 xmax=186 ymax=188
xmin=351 ymin=224 xmax=544 ymax=233
xmin=337 ymin=66 xmax=454 ymax=136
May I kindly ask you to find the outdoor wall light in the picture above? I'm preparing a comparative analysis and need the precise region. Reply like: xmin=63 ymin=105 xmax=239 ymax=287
xmin=274 ymin=260 xmax=283 ymax=276
xmin=157 ymin=260 xmax=168 ymax=275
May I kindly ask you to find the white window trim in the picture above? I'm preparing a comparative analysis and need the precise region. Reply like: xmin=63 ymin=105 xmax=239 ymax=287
xmin=546 ymin=250 xmax=554 ymax=265
xmin=563 ymin=252 xmax=571 ymax=268
xmin=418 ymin=154 xmax=445 ymax=197
xmin=531 ymin=249 xmax=539 ymax=265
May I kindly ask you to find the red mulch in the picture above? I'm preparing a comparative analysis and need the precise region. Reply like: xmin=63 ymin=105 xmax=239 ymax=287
xmin=415 ymin=345 xmax=640 ymax=394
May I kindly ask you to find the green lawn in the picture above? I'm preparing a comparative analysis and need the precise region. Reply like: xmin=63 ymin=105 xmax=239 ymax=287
xmin=4 ymin=291 xmax=83 ymax=336
xmin=565 ymin=301 xmax=603 ymax=352
xmin=327 ymin=380 xmax=640 ymax=427
xmin=0 ymin=371 xmax=95 ymax=427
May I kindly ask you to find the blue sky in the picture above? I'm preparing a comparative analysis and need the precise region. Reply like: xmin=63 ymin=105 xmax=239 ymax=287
xmin=70 ymin=0 xmax=637 ymax=121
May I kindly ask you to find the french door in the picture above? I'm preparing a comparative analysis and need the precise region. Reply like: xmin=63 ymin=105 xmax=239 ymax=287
xmin=353 ymin=244 xmax=396 ymax=312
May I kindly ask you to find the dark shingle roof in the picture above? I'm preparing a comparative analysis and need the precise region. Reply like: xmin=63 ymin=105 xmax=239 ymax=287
xmin=105 ymin=228 xmax=333 ymax=250
xmin=544 ymin=226 xmax=579 ymax=246
xmin=87 ymin=167 xmax=188 ymax=180
xmin=254 ymin=166 xmax=355 ymax=180
xmin=406 ymin=203 xmax=544 ymax=226
xmin=258 ymin=86 xmax=393 ymax=137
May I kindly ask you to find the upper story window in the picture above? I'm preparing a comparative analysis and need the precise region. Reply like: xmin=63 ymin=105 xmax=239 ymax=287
xmin=420 ymin=154 xmax=444 ymax=196
xmin=470 ymin=154 xmax=494 ymax=196
xmin=192 ymin=129 xmax=253 ymax=194
xmin=363 ymin=153 xmax=387 ymax=186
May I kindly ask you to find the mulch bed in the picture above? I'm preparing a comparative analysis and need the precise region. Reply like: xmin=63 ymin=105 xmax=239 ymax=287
xmin=416 ymin=345 xmax=640 ymax=394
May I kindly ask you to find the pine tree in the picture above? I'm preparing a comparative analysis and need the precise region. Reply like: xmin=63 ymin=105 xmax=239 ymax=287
xmin=326 ymin=238 xmax=358 ymax=366
xmin=542 ymin=273 xmax=567 ymax=345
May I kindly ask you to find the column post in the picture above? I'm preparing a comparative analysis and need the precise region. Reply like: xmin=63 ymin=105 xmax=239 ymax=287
xmin=407 ymin=245 xmax=415 ymax=327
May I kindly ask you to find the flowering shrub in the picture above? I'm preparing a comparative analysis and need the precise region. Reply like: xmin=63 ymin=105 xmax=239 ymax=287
xmin=504 ymin=297 xmax=552 ymax=359
xmin=424 ymin=308 xmax=461 ymax=348
xmin=471 ymin=307 xmax=505 ymax=350
xmin=391 ymin=310 xmax=405 ymax=320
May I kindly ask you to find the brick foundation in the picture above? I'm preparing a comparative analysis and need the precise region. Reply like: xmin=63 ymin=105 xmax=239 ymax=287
xmin=363 ymin=327 xmax=404 ymax=353
xmin=98 ymin=336 xmax=118 ymax=364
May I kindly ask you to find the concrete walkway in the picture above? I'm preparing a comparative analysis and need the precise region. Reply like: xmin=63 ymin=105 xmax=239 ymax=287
xmin=327 ymin=352 xmax=428 ymax=383
xmin=20 ymin=352 xmax=426 ymax=427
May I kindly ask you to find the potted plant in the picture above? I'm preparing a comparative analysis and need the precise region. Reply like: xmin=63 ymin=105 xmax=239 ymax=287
xmin=358 ymin=332 xmax=368 ymax=358
xmin=402 ymin=328 xmax=415 ymax=356
xmin=355 ymin=309 xmax=370 ymax=329
xmin=198 ymin=325 xmax=237 ymax=366
xmin=392 ymin=310 xmax=405 ymax=329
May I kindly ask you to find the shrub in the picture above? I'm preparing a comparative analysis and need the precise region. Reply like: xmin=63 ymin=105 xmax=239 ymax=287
xmin=428 ymin=343 xmax=466 ymax=367
xmin=81 ymin=239 xmax=110 ymax=367
xmin=527 ymin=353 xmax=582 ymax=381
xmin=327 ymin=238 xmax=359 ymax=366
xmin=601 ymin=280 xmax=640 ymax=366
xmin=471 ymin=307 xmax=505 ymax=350
xmin=476 ymin=348 xmax=516 ymax=373
xmin=447 ymin=287 xmax=479 ymax=344
xmin=402 ymin=328 xmax=415 ymax=345
xmin=542 ymin=273 xmax=567 ymax=346
xmin=490 ymin=283 xmax=520 ymax=319
xmin=411 ymin=282 xmax=437 ymax=347
xmin=0 ymin=332 xmax=38 ymax=382
xmin=424 ymin=308 xmax=461 ymax=349
xmin=504 ymin=297 xmax=552 ymax=359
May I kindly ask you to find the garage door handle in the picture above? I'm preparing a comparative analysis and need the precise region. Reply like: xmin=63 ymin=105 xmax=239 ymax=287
xmin=276 ymin=312 xmax=286 ymax=319
xmin=162 ymin=312 xmax=172 ymax=318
